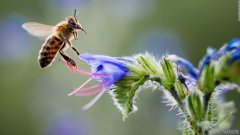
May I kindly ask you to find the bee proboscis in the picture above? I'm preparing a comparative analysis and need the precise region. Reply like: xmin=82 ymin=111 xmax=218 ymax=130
xmin=22 ymin=9 xmax=86 ymax=68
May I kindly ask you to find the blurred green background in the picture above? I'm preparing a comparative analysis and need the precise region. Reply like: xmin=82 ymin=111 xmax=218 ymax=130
xmin=0 ymin=0 xmax=240 ymax=135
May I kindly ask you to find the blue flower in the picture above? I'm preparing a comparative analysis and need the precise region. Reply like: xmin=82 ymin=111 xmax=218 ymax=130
xmin=219 ymin=38 xmax=240 ymax=55
xmin=80 ymin=53 xmax=129 ymax=87
xmin=168 ymin=55 xmax=199 ymax=80
xmin=198 ymin=39 xmax=240 ymax=68
xmin=199 ymin=39 xmax=240 ymax=68
xmin=226 ymin=39 xmax=240 ymax=63
xmin=62 ymin=53 xmax=129 ymax=110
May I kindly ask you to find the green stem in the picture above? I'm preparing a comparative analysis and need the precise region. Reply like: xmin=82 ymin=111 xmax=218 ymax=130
xmin=203 ymin=92 xmax=212 ymax=118
xmin=202 ymin=92 xmax=212 ymax=135
xmin=150 ymin=77 xmax=204 ymax=134
xmin=169 ymin=87 xmax=203 ymax=135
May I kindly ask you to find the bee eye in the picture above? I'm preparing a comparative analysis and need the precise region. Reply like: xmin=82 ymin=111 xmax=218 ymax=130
xmin=69 ymin=20 xmax=76 ymax=26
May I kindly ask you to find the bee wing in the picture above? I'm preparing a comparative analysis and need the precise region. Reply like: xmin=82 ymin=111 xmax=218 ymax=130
xmin=22 ymin=22 xmax=54 ymax=38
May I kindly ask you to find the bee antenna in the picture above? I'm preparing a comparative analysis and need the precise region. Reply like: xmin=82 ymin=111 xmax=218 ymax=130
xmin=74 ymin=9 xmax=77 ymax=21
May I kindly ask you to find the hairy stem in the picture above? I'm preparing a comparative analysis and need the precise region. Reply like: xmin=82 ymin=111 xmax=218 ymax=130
xmin=202 ymin=92 xmax=212 ymax=135
xmin=150 ymin=77 xmax=204 ymax=134
xmin=203 ymin=92 xmax=212 ymax=117
xmin=169 ymin=87 xmax=203 ymax=135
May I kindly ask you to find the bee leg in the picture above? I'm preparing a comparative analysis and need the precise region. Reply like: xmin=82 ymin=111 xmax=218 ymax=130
xmin=73 ymin=31 xmax=78 ymax=40
xmin=72 ymin=47 xmax=80 ymax=55
xmin=59 ymin=34 xmax=80 ymax=56
xmin=59 ymin=43 xmax=77 ymax=67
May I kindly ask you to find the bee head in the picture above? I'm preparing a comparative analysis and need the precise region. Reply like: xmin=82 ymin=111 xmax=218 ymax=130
xmin=67 ymin=16 xmax=80 ymax=29
xmin=67 ymin=9 xmax=87 ymax=35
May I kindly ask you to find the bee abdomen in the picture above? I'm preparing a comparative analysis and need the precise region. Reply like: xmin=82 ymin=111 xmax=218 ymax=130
xmin=38 ymin=36 xmax=63 ymax=68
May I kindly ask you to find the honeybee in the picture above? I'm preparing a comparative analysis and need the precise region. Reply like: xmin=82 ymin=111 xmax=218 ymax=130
xmin=22 ymin=10 xmax=86 ymax=68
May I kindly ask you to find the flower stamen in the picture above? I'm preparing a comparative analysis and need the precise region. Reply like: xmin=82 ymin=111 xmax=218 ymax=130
xmin=75 ymin=84 xmax=101 ymax=92
xmin=68 ymin=78 xmax=93 ymax=96
xmin=82 ymin=87 xmax=105 ymax=110
xmin=62 ymin=60 xmax=109 ymax=77
xmin=61 ymin=60 xmax=92 ymax=76
xmin=74 ymin=88 xmax=102 ymax=97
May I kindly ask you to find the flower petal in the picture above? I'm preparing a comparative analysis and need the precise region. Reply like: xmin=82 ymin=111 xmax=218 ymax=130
xmin=198 ymin=47 xmax=217 ymax=70
xmin=219 ymin=38 xmax=240 ymax=54
xmin=229 ymin=48 xmax=240 ymax=63
xmin=79 ymin=53 xmax=129 ymax=87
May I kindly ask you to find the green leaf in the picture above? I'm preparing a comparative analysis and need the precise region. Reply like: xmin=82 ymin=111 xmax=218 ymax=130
xmin=110 ymin=77 xmax=146 ymax=120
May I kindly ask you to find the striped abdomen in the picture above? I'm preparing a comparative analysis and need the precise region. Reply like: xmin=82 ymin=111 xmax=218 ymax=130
xmin=38 ymin=36 xmax=63 ymax=68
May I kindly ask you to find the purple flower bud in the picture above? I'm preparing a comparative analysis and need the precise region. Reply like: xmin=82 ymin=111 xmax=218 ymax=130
xmin=198 ymin=39 xmax=240 ymax=70
xmin=217 ymin=83 xmax=239 ymax=94
xmin=198 ymin=47 xmax=217 ymax=70
xmin=229 ymin=48 xmax=240 ymax=63
xmin=212 ymin=39 xmax=240 ymax=64
xmin=219 ymin=38 xmax=240 ymax=54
